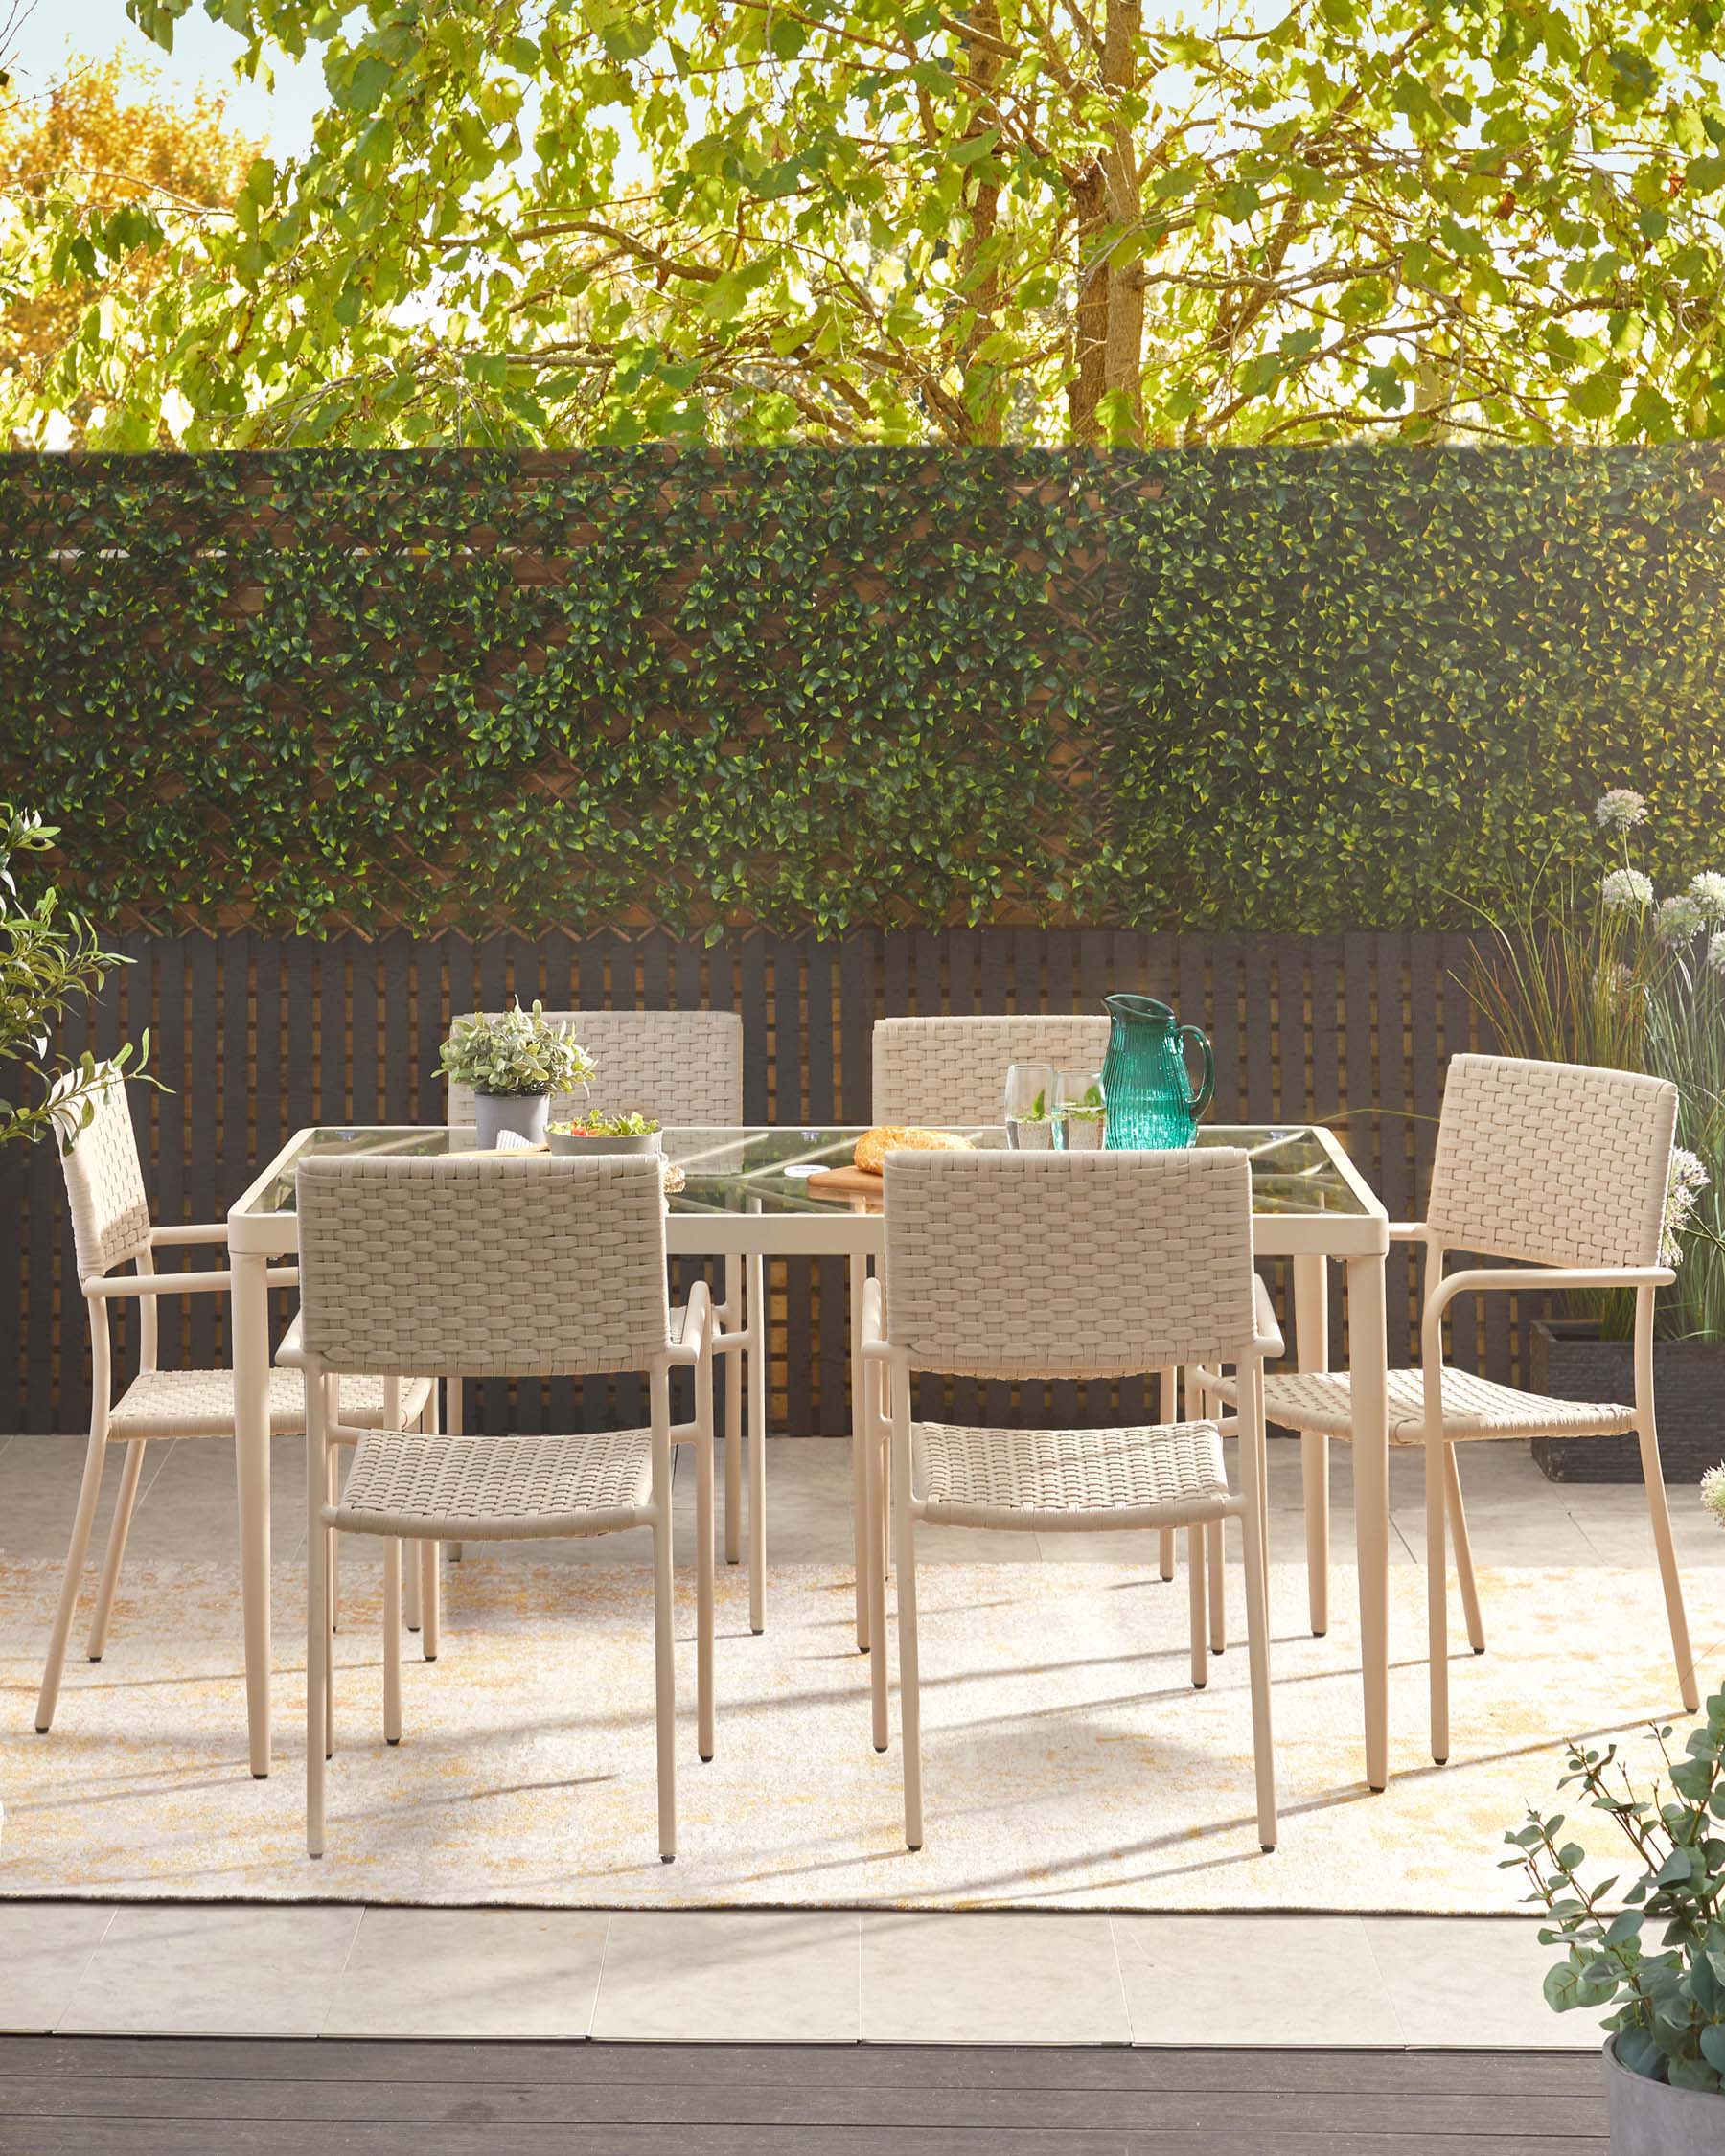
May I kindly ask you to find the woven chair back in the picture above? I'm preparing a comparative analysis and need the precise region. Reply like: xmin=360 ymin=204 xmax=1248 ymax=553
xmin=1426 ymin=1054 xmax=1677 ymax=1270
xmin=55 ymin=1068 xmax=152 ymax=1278
xmin=445 ymin=1009 xmax=743 ymax=1129
xmin=883 ymin=1147 xmax=1255 ymax=1379
xmin=872 ymin=1015 xmax=1113 ymax=1127
xmin=296 ymin=1155 xmax=671 ymax=1377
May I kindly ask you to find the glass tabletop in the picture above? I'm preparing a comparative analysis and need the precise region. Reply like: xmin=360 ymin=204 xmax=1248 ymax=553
xmin=239 ymin=1123 xmax=1370 ymax=1220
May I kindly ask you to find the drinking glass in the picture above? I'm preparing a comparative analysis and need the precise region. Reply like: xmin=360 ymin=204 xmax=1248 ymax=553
xmin=1053 ymin=1067 xmax=1106 ymax=1150
xmin=1003 ymin=1062 xmax=1057 ymax=1150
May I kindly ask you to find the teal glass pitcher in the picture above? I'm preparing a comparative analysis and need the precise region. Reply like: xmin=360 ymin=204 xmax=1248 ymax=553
xmin=1101 ymin=994 xmax=1215 ymax=1149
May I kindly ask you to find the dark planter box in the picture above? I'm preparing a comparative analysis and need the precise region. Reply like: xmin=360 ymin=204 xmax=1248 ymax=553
xmin=1530 ymin=1319 xmax=1725 ymax=1483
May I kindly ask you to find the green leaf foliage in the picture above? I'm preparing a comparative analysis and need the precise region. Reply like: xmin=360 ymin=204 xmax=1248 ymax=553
xmin=4 ymin=446 xmax=1725 ymax=939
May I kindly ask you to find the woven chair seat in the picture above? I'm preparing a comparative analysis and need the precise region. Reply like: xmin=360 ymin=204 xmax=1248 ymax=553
xmin=108 ymin=1366 xmax=431 ymax=1440
xmin=1215 ymin=1366 xmax=1635 ymax=1445
xmin=912 ymin=1418 xmax=1233 ymax=1531
xmin=330 ymin=1427 xmax=655 ymax=1541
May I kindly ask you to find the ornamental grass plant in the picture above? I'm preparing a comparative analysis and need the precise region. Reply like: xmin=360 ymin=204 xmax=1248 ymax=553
xmin=1466 ymin=791 xmax=1724 ymax=1342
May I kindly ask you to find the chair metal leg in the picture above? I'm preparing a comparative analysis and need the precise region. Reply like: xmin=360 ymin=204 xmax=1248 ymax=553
xmin=35 ymin=1423 xmax=110 ymax=1733
xmin=404 ymin=1537 xmax=423 ymax=1633
xmin=1444 ymin=1446 xmax=1485 ymax=1654
xmin=420 ymin=1539 xmax=441 ymax=1663
xmin=866 ymin=1354 xmax=889 ymax=1755
xmin=306 ymin=1392 xmax=330 ymax=1856
xmin=1635 ymin=1284 xmax=1698 ymax=1711
xmin=327 ymin=1443 xmax=342 ymax=1635
xmin=653 ymin=1516 xmax=677 ymax=1862
xmin=1158 ymin=1368 xmax=1177 ymax=1582
xmin=1426 ymin=1437 xmax=1449 ymax=1765
xmin=86 ymin=1439 xmax=147 ymax=1662
xmin=895 ymin=1485 xmax=923 ymax=1851
xmin=1187 ymin=1524 xmax=1208 ymax=1689
xmin=696 ymin=1330 xmax=716 ymax=1766
xmin=382 ymin=1539 xmax=402 ymax=1746
xmin=724 ymin=1253 xmax=743 ymax=1567
xmin=1207 ymin=1515 xmax=1226 ymax=1655
xmin=1237 ymin=1368 xmax=1277 ymax=1851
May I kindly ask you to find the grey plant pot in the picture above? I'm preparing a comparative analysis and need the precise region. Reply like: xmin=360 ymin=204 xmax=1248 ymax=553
xmin=1530 ymin=1320 xmax=1725 ymax=1484
xmin=473 ymin=1092 xmax=550 ymax=1151
xmin=1602 ymin=2035 xmax=1725 ymax=2154
xmin=547 ymin=1128 xmax=662 ymax=1158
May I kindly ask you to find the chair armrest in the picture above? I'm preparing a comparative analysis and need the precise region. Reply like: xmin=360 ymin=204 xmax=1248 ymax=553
xmin=150 ymin=1222 xmax=233 ymax=1249
xmin=860 ymin=1274 xmax=888 ymax=1357
xmin=83 ymin=1263 xmax=300 ymax=1301
xmin=1427 ymin=1264 xmax=1672 ymax=1323
xmin=1253 ymin=1274 xmax=1285 ymax=1360
xmin=1388 ymin=1222 xmax=1431 ymax=1243
xmin=276 ymin=1311 xmax=307 ymax=1368
xmin=667 ymin=1278 xmax=715 ymax=1366
xmin=84 ymin=1269 xmax=234 ymax=1298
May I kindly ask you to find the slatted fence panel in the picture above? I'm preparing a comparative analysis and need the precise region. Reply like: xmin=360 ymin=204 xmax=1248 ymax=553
xmin=0 ymin=929 xmax=1508 ymax=1434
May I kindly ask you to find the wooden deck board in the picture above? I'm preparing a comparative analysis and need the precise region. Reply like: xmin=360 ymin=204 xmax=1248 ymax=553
xmin=0 ymin=2038 xmax=1607 ymax=2154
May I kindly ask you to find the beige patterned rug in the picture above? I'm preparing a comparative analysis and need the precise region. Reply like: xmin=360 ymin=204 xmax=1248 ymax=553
xmin=1 ymin=1554 xmax=1716 ymax=1912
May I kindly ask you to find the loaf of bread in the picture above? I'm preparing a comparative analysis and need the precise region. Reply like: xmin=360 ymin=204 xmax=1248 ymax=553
xmin=853 ymin=1126 xmax=975 ymax=1175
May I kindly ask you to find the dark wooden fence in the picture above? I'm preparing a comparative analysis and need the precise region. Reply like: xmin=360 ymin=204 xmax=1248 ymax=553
xmin=1 ymin=926 xmax=1518 ymax=1435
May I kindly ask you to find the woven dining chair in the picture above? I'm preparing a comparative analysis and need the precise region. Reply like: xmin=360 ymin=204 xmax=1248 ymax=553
xmin=33 ymin=1069 xmax=430 ymax=1742
xmin=871 ymin=1014 xmax=1113 ymax=1127
xmin=288 ymin=1151 xmax=715 ymax=1862
xmin=445 ymin=1010 xmax=759 ymax=1613
xmin=862 ymin=1146 xmax=1279 ymax=1854
xmin=1203 ymin=1053 xmax=1696 ymax=1766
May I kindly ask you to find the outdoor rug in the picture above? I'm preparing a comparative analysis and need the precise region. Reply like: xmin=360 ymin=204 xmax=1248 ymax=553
xmin=0 ymin=1553 xmax=1716 ymax=1914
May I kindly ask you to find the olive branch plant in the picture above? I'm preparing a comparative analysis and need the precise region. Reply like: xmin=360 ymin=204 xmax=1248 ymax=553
xmin=0 ymin=802 xmax=149 ymax=1149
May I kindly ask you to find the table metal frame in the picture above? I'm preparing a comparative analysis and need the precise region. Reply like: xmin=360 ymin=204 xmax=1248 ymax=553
xmin=226 ymin=1124 xmax=1391 ymax=1787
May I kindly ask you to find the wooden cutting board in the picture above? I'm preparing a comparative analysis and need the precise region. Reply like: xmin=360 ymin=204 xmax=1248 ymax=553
xmin=807 ymin=1164 xmax=885 ymax=1200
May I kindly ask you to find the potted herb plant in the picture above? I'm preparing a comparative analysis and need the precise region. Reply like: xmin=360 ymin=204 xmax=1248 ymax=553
xmin=439 ymin=1001 xmax=595 ymax=1150
xmin=1469 ymin=789 xmax=1725 ymax=1482
xmin=548 ymin=1110 xmax=662 ymax=1158
xmin=1506 ymin=1686 xmax=1725 ymax=2150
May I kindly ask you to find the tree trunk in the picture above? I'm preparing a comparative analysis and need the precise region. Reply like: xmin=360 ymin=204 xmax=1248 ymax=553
xmin=957 ymin=0 xmax=1004 ymax=444
xmin=1100 ymin=0 xmax=1144 ymax=444
xmin=1070 ymin=159 xmax=1109 ymax=444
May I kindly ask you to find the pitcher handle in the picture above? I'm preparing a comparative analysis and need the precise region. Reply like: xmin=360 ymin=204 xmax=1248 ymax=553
xmin=1179 ymin=1025 xmax=1215 ymax=1118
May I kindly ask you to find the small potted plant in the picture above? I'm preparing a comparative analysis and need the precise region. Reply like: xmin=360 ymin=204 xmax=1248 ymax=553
xmin=1505 ymin=1685 xmax=1725 ymax=2150
xmin=439 ymin=1001 xmax=595 ymax=1151
xmin=548 ymin=1110 xmax=662 ymax=1158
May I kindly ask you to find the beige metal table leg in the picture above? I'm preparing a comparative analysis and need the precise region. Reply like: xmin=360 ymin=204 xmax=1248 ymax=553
xmin=1294 ymin=1253 xmax=1330 ymax=1637
xmin=748 ymin=1250 xmax=767 ymax=1636
xmin=1346 ymin=1251 xmax=1391 ymax=1793
xmin=850 ymin=1254 xmax=871 ymax=1651
xmin=230 ymin=1247 xmax=274 ymax=1778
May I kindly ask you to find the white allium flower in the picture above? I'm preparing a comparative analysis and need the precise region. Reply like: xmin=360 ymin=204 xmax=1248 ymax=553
xmin=1595 ymin=788 xmax=1649 ymax=833
xmin=1657 ymin=893 xmax=1708 ymax=942
xmin=1662 ymin=1147 xmax=1710 ymax=1267
xmin=1600 ymin=867 xmax=1654 ymax=910
xmin=1702 ymin=1463 xmax=1725 ymax=1528
xmin=1709 ymin=933 xmax=1725 ymax=976
xmin=1689 ymin=872 xmax=1725 ymax=920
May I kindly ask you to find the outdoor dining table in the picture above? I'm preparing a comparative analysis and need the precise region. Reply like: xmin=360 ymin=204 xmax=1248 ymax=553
xmin=227 ymin=1122 xmax=1392 ymax=1788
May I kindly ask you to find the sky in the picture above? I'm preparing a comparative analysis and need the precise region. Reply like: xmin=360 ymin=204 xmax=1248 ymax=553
xmin=3 ymin=0 xmax=324 ymax=154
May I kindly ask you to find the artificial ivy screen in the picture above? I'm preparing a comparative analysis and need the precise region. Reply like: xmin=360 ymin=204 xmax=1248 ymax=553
xmin=3 ymin=447 xmax=1723 ymax=935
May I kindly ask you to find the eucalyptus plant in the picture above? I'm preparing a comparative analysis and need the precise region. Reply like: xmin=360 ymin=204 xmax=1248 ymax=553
xmin=0 ymin=802 xmax=145 ymax=1149
xmin=438 ymin=1002 xmax=594 ymax=1098
xmin=1506 ymin=1689 xmax=1725 ymax=2092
